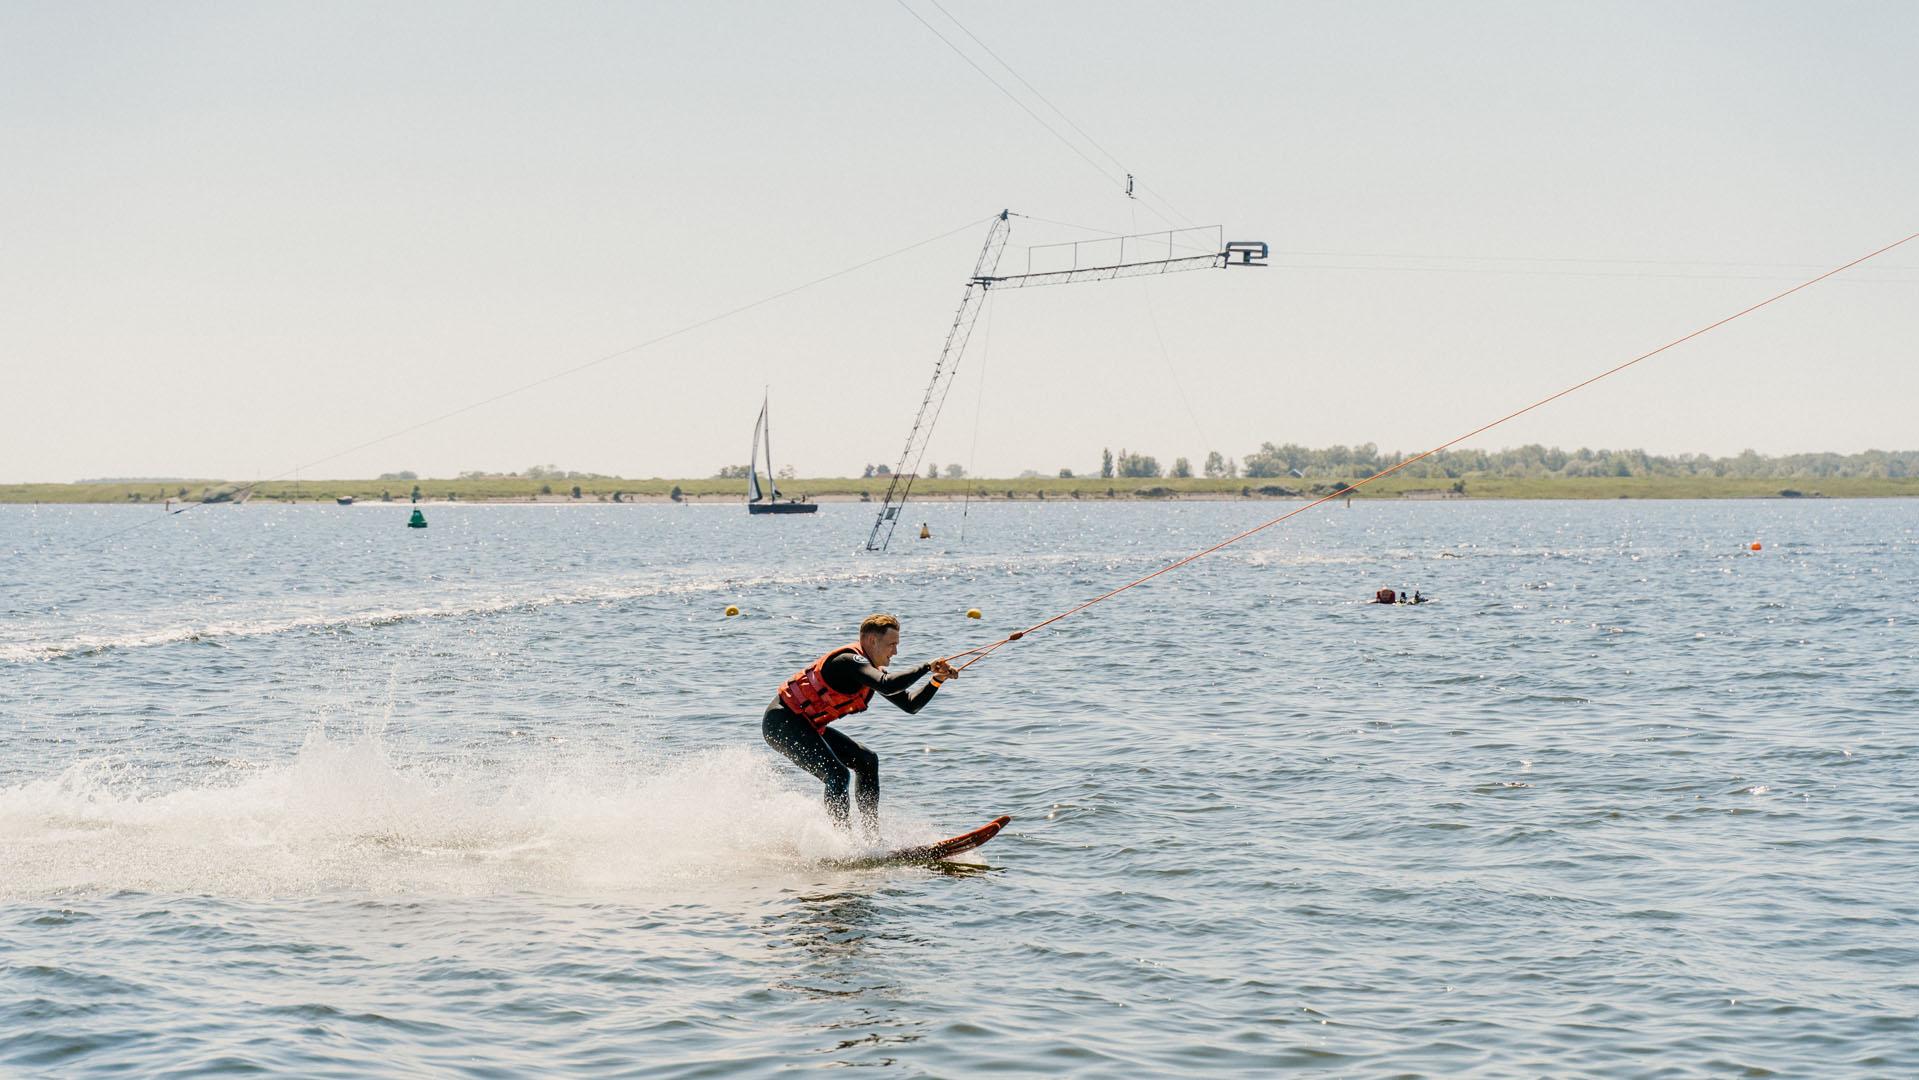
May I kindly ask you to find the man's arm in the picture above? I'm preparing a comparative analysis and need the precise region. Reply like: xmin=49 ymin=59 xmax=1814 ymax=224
xmin=823 ymin=654 xmax=941 ymax=714
xmin=880 ymin=677 xmax=940 ymax=715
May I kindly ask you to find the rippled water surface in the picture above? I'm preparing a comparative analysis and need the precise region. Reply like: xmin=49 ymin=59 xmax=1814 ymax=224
xmin=3 ymin=500 xmax=1915 ymax=1076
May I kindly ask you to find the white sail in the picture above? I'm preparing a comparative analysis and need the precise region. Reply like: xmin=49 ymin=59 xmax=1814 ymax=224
xmin=764 ymin=396 xmax=780 ymax=501
xmin=747 ymin=402 xmax=766 ymax=502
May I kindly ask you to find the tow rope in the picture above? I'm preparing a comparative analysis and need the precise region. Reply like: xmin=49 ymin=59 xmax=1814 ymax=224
xmin=943 ymin=229 xmax=1919 ymax=673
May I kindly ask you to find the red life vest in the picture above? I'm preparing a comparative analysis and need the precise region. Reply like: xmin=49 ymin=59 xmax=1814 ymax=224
xmin=778 ymin=645 xmax=874 ymax=731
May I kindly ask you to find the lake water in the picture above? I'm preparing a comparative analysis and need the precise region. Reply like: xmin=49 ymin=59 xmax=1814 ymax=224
xmin=2 ymin=499 xmax=1914 ymax=1077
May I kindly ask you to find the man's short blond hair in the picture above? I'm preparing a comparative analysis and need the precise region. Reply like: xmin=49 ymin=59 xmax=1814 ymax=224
xmin=859 ymin=613 xmax=899 ymax=637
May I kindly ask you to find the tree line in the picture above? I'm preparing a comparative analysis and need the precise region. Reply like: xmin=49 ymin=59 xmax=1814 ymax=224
xmin=385 ymin=445 xmax=1917 ymax=486
xmin=1083 ymin=444 xmax=1919 ymax=481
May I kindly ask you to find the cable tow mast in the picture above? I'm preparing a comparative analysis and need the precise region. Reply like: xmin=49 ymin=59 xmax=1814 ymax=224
xmin=864 ymin=211 xmax=1012 ymax=554
xmin=864 ymin=210 xmax=1267 ymax=551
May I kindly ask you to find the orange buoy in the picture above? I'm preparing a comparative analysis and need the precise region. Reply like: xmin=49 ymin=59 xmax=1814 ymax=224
xmin=1750 ymin=542 xmax=1762 ymax=552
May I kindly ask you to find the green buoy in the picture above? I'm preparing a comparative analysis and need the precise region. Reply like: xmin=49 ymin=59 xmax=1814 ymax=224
xmin=407 ymin=508 xmax=428 ymax=529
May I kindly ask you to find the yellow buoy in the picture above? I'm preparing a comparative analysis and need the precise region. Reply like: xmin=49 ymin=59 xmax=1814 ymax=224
xmin=724 ymin=605 xmax=741 ymax=617
xmin=919 ymin=523 xmax=932 ymax=539
xmin=966 ymin=608 xmax=982 ymax=619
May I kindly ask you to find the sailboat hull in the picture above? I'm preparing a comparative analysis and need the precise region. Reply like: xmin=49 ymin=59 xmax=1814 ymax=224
xmin=747 ymin=502 xmax=818 ymax=514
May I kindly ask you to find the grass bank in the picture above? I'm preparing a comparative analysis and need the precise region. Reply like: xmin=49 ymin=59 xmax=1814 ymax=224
xmin=4 ymin=475 xmax=1917 ymax=504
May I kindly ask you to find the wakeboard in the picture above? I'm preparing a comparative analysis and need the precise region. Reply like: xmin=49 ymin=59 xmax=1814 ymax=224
xmin=832 ymin=815 xmax=1011 ymax=868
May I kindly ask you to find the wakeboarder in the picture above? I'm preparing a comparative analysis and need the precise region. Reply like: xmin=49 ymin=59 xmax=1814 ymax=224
xmin=762 ymin=613 xmax=956 ymax=834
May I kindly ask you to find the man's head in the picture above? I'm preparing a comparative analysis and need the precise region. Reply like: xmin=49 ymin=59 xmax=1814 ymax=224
xmin=858 ymin=613 xmax=901 ymax=667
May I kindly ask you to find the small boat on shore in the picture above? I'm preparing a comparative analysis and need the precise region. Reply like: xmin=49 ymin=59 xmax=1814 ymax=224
xmin=336 ymin=496 xmax=355 ymax=506
xmin=747 ymin=393 xmax=816 ymax=515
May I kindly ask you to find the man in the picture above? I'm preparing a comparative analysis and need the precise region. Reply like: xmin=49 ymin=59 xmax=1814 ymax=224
xmin=763 ymin=613 xmax=957 ymax=834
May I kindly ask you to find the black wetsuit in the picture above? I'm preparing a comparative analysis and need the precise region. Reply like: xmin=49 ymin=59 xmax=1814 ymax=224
xmin=762 ymin=653 xmax=941 ymax=831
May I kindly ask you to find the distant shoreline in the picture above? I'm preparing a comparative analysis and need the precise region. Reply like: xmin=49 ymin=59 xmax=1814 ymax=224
xmin=4 ymin=475 xmax=1916 ymax=505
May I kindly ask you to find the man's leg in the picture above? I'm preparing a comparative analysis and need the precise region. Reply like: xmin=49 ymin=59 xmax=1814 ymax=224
xmin=762 ymin=704 xmax=852 ymax=826
xmin=822 ymin=727 xmax=879 ymax=835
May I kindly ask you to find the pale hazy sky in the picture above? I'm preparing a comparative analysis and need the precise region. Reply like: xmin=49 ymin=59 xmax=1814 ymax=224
xmin=3 ymin=1 xmax=1914 ymax=482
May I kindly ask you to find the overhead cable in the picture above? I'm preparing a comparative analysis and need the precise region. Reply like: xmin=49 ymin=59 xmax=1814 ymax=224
xmin=894 ymin=0 xmax=1189 ymax=229
xmin=74 ymin=214 xmax=995 ymax=551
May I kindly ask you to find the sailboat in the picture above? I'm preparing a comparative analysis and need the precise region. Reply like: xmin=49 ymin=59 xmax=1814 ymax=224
xmin=747 ymin=394 xmax=817 ymax=514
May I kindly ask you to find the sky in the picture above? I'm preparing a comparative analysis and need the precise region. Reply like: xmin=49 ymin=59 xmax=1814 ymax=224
xmin=2 ymin=1 xmax=1914 ymax=482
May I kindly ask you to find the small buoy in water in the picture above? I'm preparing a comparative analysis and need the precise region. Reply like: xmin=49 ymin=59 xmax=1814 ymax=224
xmin=407 ymin=509 xmax=428 ymax=529
xmin=919 ymin=523 xmax=931 ymax=539
xmin=1750 ymin=541 xmax=1762 ymax=552
xmin=725 ymin=605 xmax=740 ymax=617
xmin=967 ymin=608 xmax=982 ymax=619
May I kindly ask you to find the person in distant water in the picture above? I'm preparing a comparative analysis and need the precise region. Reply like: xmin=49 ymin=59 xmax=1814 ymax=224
xmin=1397 ymin=591 xmax=1407 ymax=604
xmin=763 ymin=613 xmax=956 ymax=834
xmin=1412 ymin=590 xmax=1425 ymax=604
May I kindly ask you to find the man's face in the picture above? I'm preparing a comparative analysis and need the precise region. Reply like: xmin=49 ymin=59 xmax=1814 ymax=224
xmin=863 ymin=628 xmax=901 ymax=667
